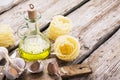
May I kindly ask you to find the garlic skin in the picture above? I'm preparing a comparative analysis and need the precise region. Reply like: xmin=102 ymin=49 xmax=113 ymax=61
xmin=0 ymin=47 xmax=8 ymax=60
xmin=27 ymin=61 xmax=44 ymax=73
xmin=13 ymin=58 xmax=26 ymax=69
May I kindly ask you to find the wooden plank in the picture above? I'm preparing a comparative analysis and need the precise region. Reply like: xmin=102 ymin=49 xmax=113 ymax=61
xmin=0 ymin=0 xmax=25 ymax=14
xmin=48 ymin=0 xmax=120 ymax=65
xmin=63 ymin=0 xmax=120 ymax=64
xmin=69 ymin=29 xmax=120 ymax=80
xmin=0 ymin=66 xmax=4 ymax=80
xmin=0 ymin=0 xmax=88 ymax=50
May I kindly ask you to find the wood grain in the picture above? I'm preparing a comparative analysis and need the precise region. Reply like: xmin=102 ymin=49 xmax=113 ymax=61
xmin=69 ymin=29 xmax=120 ymax=80
xmin=60 ymin=64 xmax=91 ymax=77
xmin=43 ymin=0 xmax=120 ymax=66
xmin=0 ymin=66 xmax=4 ymax=80
xmin=0 ymin=0 xmax=25 ymax=14
xmin=0 ymin=0 xmax=86 ymax=49
xmin=64 ymin=0 xmax=120 ymax=64
xmin=2 ymin=0 xmax=120 ymax=79
xmin=0 ymin=0 xmax=89 ymax=79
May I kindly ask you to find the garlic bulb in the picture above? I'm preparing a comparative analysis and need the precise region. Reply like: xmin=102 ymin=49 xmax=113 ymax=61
xmin=0 ymin=47 xmax=25 ymax=79
xmin=54 ymin=35 xmax=80 ymax=61
xmin=47 ymin=15 xmax=72 ymax=40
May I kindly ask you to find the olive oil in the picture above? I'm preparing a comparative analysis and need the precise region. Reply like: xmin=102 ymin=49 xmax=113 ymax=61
xmin=19 ymin=47 xmax=50 ymax=62
xmin=19 ymin=34 xmax=50 ymax=62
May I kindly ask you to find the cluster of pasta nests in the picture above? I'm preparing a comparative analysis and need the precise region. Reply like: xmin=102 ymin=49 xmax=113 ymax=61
xmin=47 ymin=15 xmax=80 ymax=61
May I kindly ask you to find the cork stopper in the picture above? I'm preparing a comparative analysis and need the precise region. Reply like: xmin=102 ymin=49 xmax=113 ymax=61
xmin=28 ymin=4 xmax=37 ymax=20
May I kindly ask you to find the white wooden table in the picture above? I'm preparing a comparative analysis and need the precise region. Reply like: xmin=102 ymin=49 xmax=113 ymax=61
xmin=0 ymin=0 xmax=120 ymax=80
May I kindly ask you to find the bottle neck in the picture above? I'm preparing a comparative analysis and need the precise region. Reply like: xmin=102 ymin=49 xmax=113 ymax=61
xmin=26 ymin=19 xmax=40 ymax=35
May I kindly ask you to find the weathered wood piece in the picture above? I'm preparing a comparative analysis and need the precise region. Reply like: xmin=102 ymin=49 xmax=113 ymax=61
xmin=65 ymin=0 xmax=120 ymax=64
xmin=0 ymin=0 xmax=87 ymax=51
xmin=70 ymin=29 xmax=120 ymax=80
xmin=60 ymin=64 xmax=91 ymax=77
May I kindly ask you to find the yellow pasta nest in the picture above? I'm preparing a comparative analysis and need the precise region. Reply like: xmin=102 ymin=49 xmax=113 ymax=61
xmin=0 ymin=24 xmax=15 ymax=47
xmin=47 ymin=15 xmax=72 ymax=40
xmin=54 ymin=35 xmax=80 ymax=61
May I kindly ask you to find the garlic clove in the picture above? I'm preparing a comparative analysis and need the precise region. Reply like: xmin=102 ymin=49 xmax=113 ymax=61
xmin=5 ymin=69 xmax=17 ymax=80
xmin=5 ymin=63 xmax=19 ymax=80
xmin=47 ymin=61 xmax=60 ymax=76
xmin=27 ymin=61 xmax=43 ymax=73
xmin=5 ymin=58 xmax=26 ymax=80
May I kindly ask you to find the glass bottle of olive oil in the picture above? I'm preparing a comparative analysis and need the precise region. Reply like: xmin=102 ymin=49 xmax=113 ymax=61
xmin=18 ymin=4 xmax=50 ymax=62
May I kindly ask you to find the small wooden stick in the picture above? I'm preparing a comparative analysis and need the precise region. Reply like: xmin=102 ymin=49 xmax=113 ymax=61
xmin=60 ymin=64 xmax=92 ymax=77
